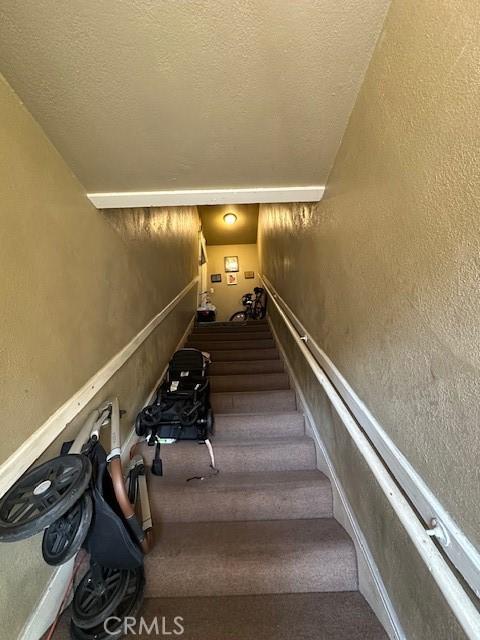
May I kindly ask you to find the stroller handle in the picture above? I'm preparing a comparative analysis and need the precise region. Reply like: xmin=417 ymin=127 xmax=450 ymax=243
xmin=109 ymin=457 xmax=150 ymax=554
xmin=69 ymin=406 xmax=110 ymax=454
xmin=104 ymin=398 xmax=152 ymax=554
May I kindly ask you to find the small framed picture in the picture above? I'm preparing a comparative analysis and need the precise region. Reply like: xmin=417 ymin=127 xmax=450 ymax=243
xmin=244 ymin=271 xmax=255 ymax=279
xmin=226 ymin=273 xmax=238 ymax=285
xmin=224 ymin=256 xmax=239 ymax=272
xmin=210 ymin=274 xmax=222 ymax=283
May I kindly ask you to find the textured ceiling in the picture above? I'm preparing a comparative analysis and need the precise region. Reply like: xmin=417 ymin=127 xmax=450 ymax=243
xmin=200 ymin=205 xmax=258 ymax=245
xmin=0 ymin=0 xmax=390 ymax=192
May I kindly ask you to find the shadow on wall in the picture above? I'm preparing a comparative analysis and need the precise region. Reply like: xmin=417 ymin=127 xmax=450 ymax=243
xmin=206 ymin=244 xmax=260 ymax=321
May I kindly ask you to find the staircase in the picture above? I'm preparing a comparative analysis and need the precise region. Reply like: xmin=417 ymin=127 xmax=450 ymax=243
xmin=139 ymin=320 xmax=387 ymax=639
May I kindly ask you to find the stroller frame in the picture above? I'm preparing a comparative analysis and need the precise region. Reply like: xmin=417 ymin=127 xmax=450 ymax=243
xmin=135 ymin=348 xmax=216 ymax=476
xmin=73 ymin=398 xmax=153 ymax=555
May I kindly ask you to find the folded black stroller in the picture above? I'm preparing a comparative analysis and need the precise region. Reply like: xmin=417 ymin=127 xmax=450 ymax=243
xmin=0 ymin=399 xmax=152 ymax=640
xmin=68 ymin=440 xmax=146 ymax=638
xmin=135 ymin=348 xmax=215 ymax=476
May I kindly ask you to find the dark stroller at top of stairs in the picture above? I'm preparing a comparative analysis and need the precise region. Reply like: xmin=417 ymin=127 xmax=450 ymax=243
xmin=135 ymin=348 xmax=215 ymax=476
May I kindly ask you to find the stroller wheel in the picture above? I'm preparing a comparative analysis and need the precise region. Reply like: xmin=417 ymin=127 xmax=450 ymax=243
xmin=42 ymin=492 xmax=93 ymax=566
xmin=180 ymin=409 xmax=198 ymax=427
xmin=70 ymin=567 xmax=145 ymax=639
xmin=136 ymin=405 xmax=163 ymax=435
xmin=229 ymin=311 xmax=247 ymax=322
xmin=134 ymin=414 xmax=146 ymax=437
xmin=206 ymin=408 xmax=214 ymax=435
xmin=72 ymin=565 xmax=130 ymax=629
xmin=0 ymin=454 xmax=92 ymax=542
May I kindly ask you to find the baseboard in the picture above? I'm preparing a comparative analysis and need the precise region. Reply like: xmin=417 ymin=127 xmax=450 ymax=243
xmin=268 ymin=317 xmax=405 ymax=640
xmin=19 ymin=313 xmax=196 ymax=640
xmin=19 ymin=560 xmax=74 ymax=640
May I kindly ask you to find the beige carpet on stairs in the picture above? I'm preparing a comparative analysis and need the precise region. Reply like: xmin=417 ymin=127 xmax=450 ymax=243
xmin=52 ymin=319 xmax=387 ymax=639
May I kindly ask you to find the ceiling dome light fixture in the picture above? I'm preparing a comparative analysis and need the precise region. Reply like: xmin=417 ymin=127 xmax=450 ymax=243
xmin=223 ymin=212 xmax=237 ymax=225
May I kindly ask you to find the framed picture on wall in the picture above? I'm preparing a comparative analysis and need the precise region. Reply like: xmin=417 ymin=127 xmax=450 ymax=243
xmin=226 ymin=273 xmax=238 ymax=285
xmin=244 ymin=271 xmax=255 ymax=279
xmin=210 ymin=273 xmax=222 ymax=283
xmin=224 ymin=256 xmax=239 ymax=272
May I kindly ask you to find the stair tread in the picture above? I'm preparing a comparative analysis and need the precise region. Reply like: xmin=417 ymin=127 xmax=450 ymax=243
xmin=148 ymin=470 xmax=333 ymax=523
xmin=215 ymin=410 xmax=302 ymax=417
xmin=214 ymin=411 xmax=305 ymax=439
xmin=149 ymin=517 xmax=353 ymax=554
xmin=145 ymin=518 xmax=357 ymax=596
xmin=137 ymin=592 xmax=387 ymax=639
xmin=209 ymin=359 xmax=284 ymax=375
xmin=211 ymin=434 xmax=313 ymax=445
xmin=196 ymin=321 xmax=268 ymax=327
xmin=140 ymin=435 xmax=316 ymax=474
xmin=154 ymin=469 xmax=329 ymax=489
xmin=209 ymin=348 xmax=280 ymax=361
xmin=210 ymin=371 xmax=290 ymax=392
xmin=188 ymin=340 xmax=275 ymax=350
xmin=212 ymin=388 xmax=295 ymax=398
xmin=210 ymin=371 xmax=287 ymax=379
xmin=191 ymin=331 xmax=272 ymax=340
xmin=52 ymin=592 xmax=385 ymax=640
xmin=141 ymin=434 xmax=311 ymax=450
xmin=212 ymin=388 xmax=296 ymax=413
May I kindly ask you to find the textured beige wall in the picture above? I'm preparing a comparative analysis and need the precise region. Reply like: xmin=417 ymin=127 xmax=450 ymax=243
xmin=0 ymin=72 xmax=200 ymax=462
xmin=0 ymin=74 xmax=199 ymax=636
xmin=269 ymin=305 xmax=466 ymax=640
xmin=259 ymin=1 xmax=479 ymax=638
xmin=0 ymin=292 xmax=196 ymax=639
xmin=206 ymin=244 xmax=260 ymax=321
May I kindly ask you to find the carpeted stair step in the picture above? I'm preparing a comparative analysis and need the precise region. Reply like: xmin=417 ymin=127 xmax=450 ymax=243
xmin=135 ymin=592 xmax=387 ymax=640
xmin=51 ymin=592 xmax=387 ymax=640
xmin=50 ymin=317 xmax=389 ymax=640
xmin=214 ymin=411 xmax=305 ymax=439
xmin=190 ymin=331 xmax=273 ymax=341
xmin=187 ymin=338 xmax=275 ymax=350
xmin=209 ymin=359 xmax=283 ymax=375
xmin=140 ymin=436 xmax=316 ymax=474
xmin=210 ymin=372 xmax=289 ymax=392
xmin=211 ymin=389 xmax=296 ymax=413
xmin=195 ymin=320 xmax=268 ymax=329
xmin=145 ymin=518 xmax=358 ymax=597
xmin=148 ymin=470 xmax=332 ymax=523
xmin=208 ymin=348 xmax=279 ymax=361
xmin=194 ymin=325 xmax=271 ymax=339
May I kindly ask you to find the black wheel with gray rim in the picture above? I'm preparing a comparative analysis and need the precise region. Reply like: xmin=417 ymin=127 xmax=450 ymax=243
xmin=206 ymin=408 xmax=214 ymax=435
xmin=72 ymin=565 xmax=131 ymax=629
xmin=180 ymin=408 xmax=198 ymax=427
xmin=253 ymin=300 xmax=265 ymax=319
xmin=0 ymin=454 xmax=92 ymax=543
xmin=70 ymin=568 xmax=145 ymax=639
xmin=42 ymin=492 xmax=93 ymax=566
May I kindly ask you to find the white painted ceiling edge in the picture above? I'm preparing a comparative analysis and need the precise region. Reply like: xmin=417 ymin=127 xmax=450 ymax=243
xmin=87 ymin=186 xmax=325 ymax=209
